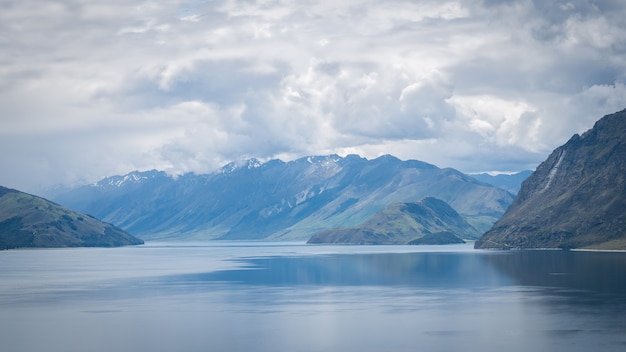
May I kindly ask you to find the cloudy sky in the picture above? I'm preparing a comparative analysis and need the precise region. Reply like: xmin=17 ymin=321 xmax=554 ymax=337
xmin=2 ymin=0 xmax=626 ymax=193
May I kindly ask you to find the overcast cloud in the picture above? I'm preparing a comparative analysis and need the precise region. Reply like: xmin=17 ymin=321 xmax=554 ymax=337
xmin=1 ymin=0 xmax=626 ymax=192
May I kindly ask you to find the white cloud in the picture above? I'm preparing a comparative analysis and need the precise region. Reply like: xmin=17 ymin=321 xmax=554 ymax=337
xmin=450 ymin=95 xmax=543 ymax=151
xmin=1 ymin=0 xmax=626 ymax=192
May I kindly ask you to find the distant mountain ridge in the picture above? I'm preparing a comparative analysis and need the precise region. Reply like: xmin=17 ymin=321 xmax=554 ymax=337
xmin=0 ymin=186 xmax=143 ymax=250
xmin=470 ymin=171 xmax=533 ymax=195
xmin=307 ymin=197 xmax=476 ymax=245
xmin=476 ymin=109 xmax=626 ymax=250
xmin=53 ymin=154 xmax=514 ymax=241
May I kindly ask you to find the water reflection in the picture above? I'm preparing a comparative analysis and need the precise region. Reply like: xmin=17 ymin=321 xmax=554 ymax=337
xmin=165 ymin=250 xmax=626 ymax=294
xmin=481 ymin=250 xmax=626 ymax=293
xmin=160 ymin=249 xmax=626 ymax=315
xmin=2 ymin=244 xmax=626 ymax=352
xmin=170 ymin=252 xmax=512 ymax=288
xmin=481 ymin=250 xmax=626 ymax=307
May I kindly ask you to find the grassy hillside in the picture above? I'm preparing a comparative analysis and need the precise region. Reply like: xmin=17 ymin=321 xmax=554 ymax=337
xmin=307 ymin=197 xmax=478 ymax=245
xmin=0 ymin=186 xmax=143 ymax=250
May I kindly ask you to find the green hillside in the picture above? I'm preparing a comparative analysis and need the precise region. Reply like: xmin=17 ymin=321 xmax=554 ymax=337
xmin=307 ymin=197 xmax=479 ymax=245
xmin=0 ymin=186 xmax=143 ymax=250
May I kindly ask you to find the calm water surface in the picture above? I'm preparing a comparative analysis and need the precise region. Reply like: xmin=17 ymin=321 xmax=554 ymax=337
xmin=1 ymin=242 xmax=625 ymax=352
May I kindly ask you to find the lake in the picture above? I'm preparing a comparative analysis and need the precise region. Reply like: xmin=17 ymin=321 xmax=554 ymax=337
xmin=1 ymin=242 xmax=626 ymax=352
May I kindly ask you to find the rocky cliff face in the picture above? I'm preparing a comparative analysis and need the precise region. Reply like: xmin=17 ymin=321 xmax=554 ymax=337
xmin=475 ymin=109 xmax=626 ymax=250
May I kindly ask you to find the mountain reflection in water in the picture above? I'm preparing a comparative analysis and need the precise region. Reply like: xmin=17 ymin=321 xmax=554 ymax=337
xmin=165 ymin=249 xmax=626 ymax=296
xmin=482 ymin=250 xmax=626 ymax=305
xmin=169 ymin=251 xmax=511 ymax=288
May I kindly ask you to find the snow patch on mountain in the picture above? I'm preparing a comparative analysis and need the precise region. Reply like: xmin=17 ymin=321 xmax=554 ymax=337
xmin=295 ymin=186 xmax=320 ymax=206
xmin=219 ymin=158 xmax=264 ymax=174
xmin=95 ymin=170 xmax=165 ymax=188
xmin=306 ymin=154 xmax=342 ymax=165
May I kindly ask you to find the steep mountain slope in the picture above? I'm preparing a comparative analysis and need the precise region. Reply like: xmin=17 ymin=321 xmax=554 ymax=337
xmin=54 ymin=154 xmax=513 ymax=241
xmin=307 ymin=197 xmax=475 ymax=245
xmin=475 ymin=109 xmax=626 ymax=250
xmin=0 ymin=186 xmax=143 ymax=250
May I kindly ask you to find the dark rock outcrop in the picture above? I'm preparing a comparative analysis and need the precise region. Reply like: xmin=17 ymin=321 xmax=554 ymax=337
xmin=475 ymin=109 xmax=626 ymax=250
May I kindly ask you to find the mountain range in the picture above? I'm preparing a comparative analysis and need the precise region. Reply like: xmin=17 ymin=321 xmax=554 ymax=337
xmin=476 ymin=109 xmax=626 ymax=250
xmin=0 ymin=186 xmax=143 ymax=250
xmin=53 ymin=154 xmax=515 ymax=241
